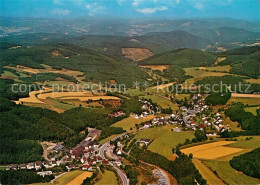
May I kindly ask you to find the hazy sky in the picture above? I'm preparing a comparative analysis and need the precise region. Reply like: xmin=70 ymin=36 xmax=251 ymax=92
xmin=1 ymin=0 xmax=259 ymax=20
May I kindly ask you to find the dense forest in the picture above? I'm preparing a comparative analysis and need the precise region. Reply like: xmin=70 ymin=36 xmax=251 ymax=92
xmin=0 ymin=170 xmax=54 ymax=185
xmin=0 ymin=44 xmax=149 ymax=87
xmin=205 ymin=92 xmax=231 ymax=105
xmin=230 ymin=147 xmax=260 ymax=178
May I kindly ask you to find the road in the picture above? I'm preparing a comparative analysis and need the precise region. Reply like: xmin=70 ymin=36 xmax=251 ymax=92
xmin=99 ymin=134 xmax=129 ymax=185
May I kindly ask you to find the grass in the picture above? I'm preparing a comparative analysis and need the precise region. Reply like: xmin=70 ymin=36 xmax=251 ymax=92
xmin=111 ymin=115 xmax=155 ymax=132
xmin=184 ymin=67 xmax=228 ymax=80
xmin=203 ymin=160 xmax=260 ymax=185
xmin=47 ymin=98 xmax=77 ymax=110
xmin=225 ymin=136 xmax=260 ymax=149
xmin=124 ymin=88 xmax=145 ymax=96
xmin=134 ymin=125 xmax=194 ymax=157
xmin=192 ymin=159 xmax=225 ymax=185
xmin=2 ymin=70 xmax=18 ymax=78
xmin=99 ymin=134 xmax=121 ymax=144
xmin=246 ymin=78 xmax=260 ymax=84
xmin=53 ymin=170 xmax=84 ymax=185
xmin=228 ymin=97 xmax=260 ymax=106
xmin=201 ymin=65 xmax=231 ymax=72
xmin=0 ymin=166 xmax=6 ymax=171
xmin=96 ymin=170 xmax=118 ymax=185
xmin=244 ymin=106 xmax=260 ymax=116
xmin=139 ymin=95 xmax=179 ymax=111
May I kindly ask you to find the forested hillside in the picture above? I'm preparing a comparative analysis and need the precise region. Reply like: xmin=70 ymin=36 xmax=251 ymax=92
xmin=0 ymin=44 xmax=149 ymax=87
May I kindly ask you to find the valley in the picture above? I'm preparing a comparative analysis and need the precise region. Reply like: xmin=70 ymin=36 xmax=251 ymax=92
xmin=0 ymin=15 xmax=259 ymax=185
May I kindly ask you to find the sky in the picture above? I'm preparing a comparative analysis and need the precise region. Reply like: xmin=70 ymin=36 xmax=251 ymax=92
xmin=0 ymin=0 xmax=259 ymax=20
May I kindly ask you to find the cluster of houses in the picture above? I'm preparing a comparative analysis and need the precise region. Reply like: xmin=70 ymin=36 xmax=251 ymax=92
xmin=139 ymin=94 xmax=228 ymax=136
xmin=6 ymin=161 xmax=58 ymax=171
xmin=108 ymin=111 xmax=125 ymax=117
xmin=65 ymin=140 xmax=108 ymax=171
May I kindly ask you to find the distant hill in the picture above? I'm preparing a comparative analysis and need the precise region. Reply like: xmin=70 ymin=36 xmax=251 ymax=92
xmin=0 ymin=44 xmax=150 ymax=87
xmin=139 ymin=49 xmax=216 ymax=68
xmin=189 ymin=27 xmax=260 ymax=45
xmin=218 ymin=46 xmax=260 ymax=78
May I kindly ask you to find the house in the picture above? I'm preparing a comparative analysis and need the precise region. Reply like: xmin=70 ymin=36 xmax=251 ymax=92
xmin=172 ymin=127 xmax=181 ymax=132
xmin=37 ymin=171 xmax=52 ymax=177
xmin=43 ymin=161 xmax=51 ymax=168
xmin=53 ymin=144 xmax=64 ymax=152
xmin=27 ymin=163 xmax=35 ymax=170
xmin=50 ymin=161 xmax=57 ymax=168
xmin=137 ymin=139 xmax=152 ymax=146
xmin=66 ymin=164 xmax=76 ymax=171
xmin=142 ymin=122 xmax=151 ymax=129
xmin=20 ymin=164 xmax=26 ymax=170
xmin=116 ymin=149 xmax=122 ymax=155
xmin=82 ymin=165 xmax=92 ymax=171
xmin=81 ymin=156 xmax=88 ymax=164
xmin=35 ymin=161 xmax=42 ymax=171
xmin=9 ymin=164 xmax=18 ymax=170
xmin=102 ymin=160 xmax=109 ymax=165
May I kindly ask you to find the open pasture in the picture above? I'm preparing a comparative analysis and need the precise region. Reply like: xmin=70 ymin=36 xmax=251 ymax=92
xmin=111 ymin=115 xmax=155 ymax=132
xmin=134 ymin=125 xmax=194 ymax=157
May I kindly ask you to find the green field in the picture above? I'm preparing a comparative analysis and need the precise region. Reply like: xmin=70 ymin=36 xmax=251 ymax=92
xmin=203 ymin=160 xmax=260 ymax=185
xmin=244 ymin=106 xmax=260 ymax=116
xmin=47 ymin=97 xmax=77 ymax=110
xmin=124 ymin=88 xmax=145 ymax=96
xmin=228 ymin=97 xmax=260 ymax=106
xmin=139 ymin=95 xmax=179 ymax=111
xmin=202 ymin=65 xmax=231 ymax=72
xmin=193 ymin=159 xmax=225 ymax=185
xmin=53 ymin=170 xmax=84 ymax=185
xmin=134 ymin=125 xmax=194 ymax=157
xmin=96 ymin=170 xmax=118 ymax=185
xmin=111 ymin=115 xmax=155 ymax=132
xmin=225 ymin=136 xmax=260 ymax=149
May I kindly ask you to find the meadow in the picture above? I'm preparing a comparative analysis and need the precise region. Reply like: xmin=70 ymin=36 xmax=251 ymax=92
xmin=134 ymin=125 xmax=194 ymax=158
xmin=111 ymin=115 xmax=156 ymax=132
xmin=53 ymin=171 xmax=84 ymax=185
xmin=182 ymin=136 xmax=260 ymax=185
xmin=96 ymin=170 xmax=118 ymax=185
xmin=203 ymin=160 xmax=260 ymax=185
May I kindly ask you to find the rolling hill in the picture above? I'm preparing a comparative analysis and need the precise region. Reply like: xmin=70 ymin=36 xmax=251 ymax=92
xmin=139 ymin=48 xmax=216 ymax=68
xmin=0 ymin=44 xmax=150 ymax=87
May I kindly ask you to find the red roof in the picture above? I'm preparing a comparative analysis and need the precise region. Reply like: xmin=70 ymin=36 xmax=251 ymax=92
xmin=102 ymin=160 xmax=109 ymax=164
xmin=83 ymin=165 xmax=90 ymax=168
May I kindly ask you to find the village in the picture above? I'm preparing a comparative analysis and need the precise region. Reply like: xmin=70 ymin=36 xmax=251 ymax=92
xmin=5 ymin=93 xmax=231 ymax=185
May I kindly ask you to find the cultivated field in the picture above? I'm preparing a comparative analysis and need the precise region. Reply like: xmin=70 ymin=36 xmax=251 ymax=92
xmin=231 ymin=93 xmax=260 ymax=98
xmin=111 ymin=115 xmax=156 ymax=132
xmin=140 ymin=65 xmax=169 ymax=71
xmin=134 ymin=125 xmax=194 ymax=157
xmin=122 ymin=48 xmax=154 ymax=61
xmin=59 ymin=96 xmax=120 ymax=101
xmin=96 ymin=170 xmax=118 ymax=185
xmin=181 ymin=141 xmax=246 ymax=160
xmin=67 ymin=172 xmax=93 ymax=185
xmin=53 ymin=171 xmax=84 ymax=185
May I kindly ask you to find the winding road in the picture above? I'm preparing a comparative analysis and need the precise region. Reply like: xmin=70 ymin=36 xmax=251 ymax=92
xmin=99 ymin=134 xmax=129 ymax=185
